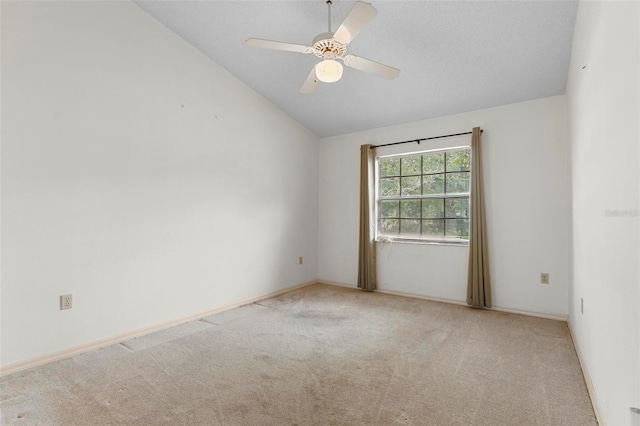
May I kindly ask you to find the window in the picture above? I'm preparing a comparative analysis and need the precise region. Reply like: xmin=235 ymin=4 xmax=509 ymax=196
xmin=377 ymin=147 xmax=470 ymax=243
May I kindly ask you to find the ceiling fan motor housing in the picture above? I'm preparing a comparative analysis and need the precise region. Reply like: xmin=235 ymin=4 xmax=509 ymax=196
xmin=312 ymin=32 xmax=347 ymax=59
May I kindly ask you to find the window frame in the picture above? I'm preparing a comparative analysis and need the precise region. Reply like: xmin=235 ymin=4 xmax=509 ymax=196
xmin=375 ymin=145 xmax=471 ymax=245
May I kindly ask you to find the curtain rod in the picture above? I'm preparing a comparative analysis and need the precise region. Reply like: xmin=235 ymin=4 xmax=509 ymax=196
xmin=369 ymin=129 xmax=483 ymax=149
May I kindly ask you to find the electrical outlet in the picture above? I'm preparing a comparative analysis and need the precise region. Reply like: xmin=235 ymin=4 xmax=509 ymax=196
xmin=299 ymin=256 xmax=303 ymax=265
xmin=540 ymin=273 xmax=549 ymax=284
xmin=581 ymin=297 xmax=584 ymax=314
xmin=60 ymin=294 xmax=72 ymax=310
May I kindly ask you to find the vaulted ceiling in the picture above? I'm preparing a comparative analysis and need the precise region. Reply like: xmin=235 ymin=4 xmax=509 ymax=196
xmin=134 ymin=0 xmax=578 ymax=138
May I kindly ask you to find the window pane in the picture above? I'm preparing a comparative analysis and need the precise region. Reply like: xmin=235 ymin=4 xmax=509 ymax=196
xmin=446 ymin=150 xmax=470 ymax=172
xmin=379 ymin=219 xmax=399 ymax=235
xmin=422 ymin=198 xmax=444 ymax=218
xmin=380 ymin=158 xmax=400 ymax=177
xmin=400 ymin=200 xmax=421 ymax=218
xmin=423 ymin=152 xmax=445 ymax=174
xmin=400 ymin=219 xmax=421 ymax=236
xmin=401 ymin=176 xmax=421 ymax=196
xmin=446 ymin=172 xmax=470 ymax=194
xmin=380 ymin=200 xmax=399 ymax=218
xmin=377 ymin=148 xmax=472 ymax=242
xmin=422 ymin=219 xmax=444 ymax=237
xmin=380 ymin=177 xmax=400 ymax=197
xmin=401 ymin=155 xmax=421 ymax=176
xmin=445 ymin=219 xmax=469 ymax=238
xmin=445 ymin=198 xmax=469 ymax=218
xmin=423 ymin=174 xmax=444 ymax=195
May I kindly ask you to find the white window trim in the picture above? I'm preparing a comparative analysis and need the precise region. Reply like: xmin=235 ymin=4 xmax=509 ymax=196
xmin=375 ymin=145 xmax=471 ymax=246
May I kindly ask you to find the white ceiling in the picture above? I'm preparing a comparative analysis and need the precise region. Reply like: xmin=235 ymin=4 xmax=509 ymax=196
xmin=133 ymin=0 xmax=578 ymax=138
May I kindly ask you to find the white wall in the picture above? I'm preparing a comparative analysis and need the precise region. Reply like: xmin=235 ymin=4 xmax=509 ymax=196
xmin=566 ymin=1 xmax=640 ymax=424
xmin=1 ymin=1 xmax=319 ymax=367
xmin=319 ymin=96 xmax=570 ymax=317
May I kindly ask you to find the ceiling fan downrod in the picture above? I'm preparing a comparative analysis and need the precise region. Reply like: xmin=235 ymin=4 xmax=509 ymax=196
xmin=326 ymin=0 xmax=333 ymax=32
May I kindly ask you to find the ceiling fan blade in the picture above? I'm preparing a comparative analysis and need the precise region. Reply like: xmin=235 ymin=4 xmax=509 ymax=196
xmin=343 ymin=55 xmax=400 ymax=80
xmin=300 ymin=66 xmax=319 ymax=94
xmin=332 ymin=1 xmax=377 ymax=45
xmin=245 ymin=38 xmax=314 ymax=54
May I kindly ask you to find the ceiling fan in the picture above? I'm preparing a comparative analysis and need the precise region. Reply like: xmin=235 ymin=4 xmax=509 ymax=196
xmin=245 ymin=0 xmax=400 ymax=94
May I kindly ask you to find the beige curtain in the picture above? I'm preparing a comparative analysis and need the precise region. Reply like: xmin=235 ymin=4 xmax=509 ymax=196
xmin=358 ymin=144 xmax=377 ymax=291
xmin=467 ymin=127 xmax=491 ymax=308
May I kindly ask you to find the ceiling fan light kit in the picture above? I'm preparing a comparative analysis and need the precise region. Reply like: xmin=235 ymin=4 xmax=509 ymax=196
xmin=316 ymin=58 xmax=343 ymax=83
xmin=245 ymin=0 xmax=399 ymax=93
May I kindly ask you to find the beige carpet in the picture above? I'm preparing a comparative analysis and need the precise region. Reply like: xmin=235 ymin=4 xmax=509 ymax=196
xmin=1 ymin=284 xmax=596 ymax=425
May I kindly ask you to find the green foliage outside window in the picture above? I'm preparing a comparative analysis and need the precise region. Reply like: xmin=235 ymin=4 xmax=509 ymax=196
xmin=377 ymin=148 xmax=471 ymax=242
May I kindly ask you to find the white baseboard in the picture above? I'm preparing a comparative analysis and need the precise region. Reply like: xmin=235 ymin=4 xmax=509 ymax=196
xmin=490 ymin=306 xmax=568 ymax=322
xmin=0 ymin=280 xmax=318 ymax=377
xmin=316 ymin=279 xmax=357 ymax=289
xmin=376 ymin=287 xmax=468 ymax=307
xmin=0 ymin=279 xmax=570 ymax=377
xmin=319 ymin=280 xmax=567 ymax=321
xmin=319 ymin=279 xmax=467 ymax=308
xmin=567 ymin=319 xmax=604 ymax=425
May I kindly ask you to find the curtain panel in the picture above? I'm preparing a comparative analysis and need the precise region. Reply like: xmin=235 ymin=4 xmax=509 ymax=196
xmin=358 ymin=144 xmax=377 ymax=291
xmin=467 ymin=127 xmax=491 ymax=308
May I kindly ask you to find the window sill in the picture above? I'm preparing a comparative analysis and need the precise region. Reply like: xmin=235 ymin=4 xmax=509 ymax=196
xmin=375 ymin=237 xmax=469 ymax=247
